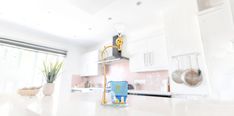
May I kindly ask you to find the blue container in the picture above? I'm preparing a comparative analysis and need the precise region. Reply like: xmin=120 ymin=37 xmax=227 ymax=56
xmin=109 ymin=81 xmax=128 ymax=103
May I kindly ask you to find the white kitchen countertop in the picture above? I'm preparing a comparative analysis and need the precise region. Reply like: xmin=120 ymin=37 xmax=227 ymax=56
xmin=0 ymin=93 xmax=233 ymax=116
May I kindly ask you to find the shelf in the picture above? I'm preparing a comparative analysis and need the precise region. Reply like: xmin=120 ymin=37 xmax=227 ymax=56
xmin=98 ymin=57 xmax=129 ymax=64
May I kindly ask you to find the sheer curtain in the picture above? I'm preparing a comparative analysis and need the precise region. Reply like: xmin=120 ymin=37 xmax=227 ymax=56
xmin=0 ymin=45 xmax=65 ymax=93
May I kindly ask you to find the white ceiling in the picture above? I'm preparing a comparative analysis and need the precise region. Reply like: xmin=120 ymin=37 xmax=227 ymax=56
xmin=0 ymin=0 xmax=170 ymax=47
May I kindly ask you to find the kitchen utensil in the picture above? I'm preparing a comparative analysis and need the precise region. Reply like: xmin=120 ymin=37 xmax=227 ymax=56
xmin=182 ymin=69 xmax=202 ymax=87
xmin=172 ymin=57 xmax=184 ymax=84
xmin=195 ymin=55 xmax=202 ymax=77
xmin=182 ymin=56 xmax=202 ymax=87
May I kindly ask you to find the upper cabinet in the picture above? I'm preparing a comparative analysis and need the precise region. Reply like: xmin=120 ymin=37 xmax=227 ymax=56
xmin=80 ymin=50 xmax=100 ymax=76
xmin=199 ymin=1 xmax=233 ymax=36
xmin=197 ymin=0 xmax=224 ymax=12
xmin=127 ymin=30 xmax=168 ymax=72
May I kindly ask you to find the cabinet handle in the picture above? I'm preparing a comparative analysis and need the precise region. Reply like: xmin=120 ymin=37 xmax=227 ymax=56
xmin=147 ymin=53 xmax=149 ymax=66
xmin=145 ymin=53 xmax=149 ymax=66
xmin=151 ymin=52 xmax=153 ymax=66
xmin=149 ymin=52 xmax=151 ymax=66
xmin=149 ymin=53 xmax=151 ymax=66
xmin=144 ymin=53 xmax=148 ymax=67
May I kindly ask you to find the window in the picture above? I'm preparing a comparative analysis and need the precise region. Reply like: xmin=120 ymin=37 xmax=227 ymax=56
xmin=0 ymin=40 xmax=65 ymax=93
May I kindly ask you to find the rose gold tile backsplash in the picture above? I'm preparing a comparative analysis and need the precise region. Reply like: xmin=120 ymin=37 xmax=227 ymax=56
xmin=72 ymin=60 xmax=169 ymax=91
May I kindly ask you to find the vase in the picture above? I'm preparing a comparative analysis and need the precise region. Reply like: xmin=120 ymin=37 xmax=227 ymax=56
xmin=43 ymin=83 xmax=55 ymax=96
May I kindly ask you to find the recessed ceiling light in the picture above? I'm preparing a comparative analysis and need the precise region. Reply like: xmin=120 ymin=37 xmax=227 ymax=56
xmin=136 ymin=1 xmax=142 ymax=6
xmin=108 ymin=17 xmax=112 ymax=21
xmin=88 ymin=28 xmax=92 ymax=30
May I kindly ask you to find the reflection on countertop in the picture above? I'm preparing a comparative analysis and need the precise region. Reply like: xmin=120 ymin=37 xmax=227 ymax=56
xmin=0 ymin=93 xmax=234 ymax=116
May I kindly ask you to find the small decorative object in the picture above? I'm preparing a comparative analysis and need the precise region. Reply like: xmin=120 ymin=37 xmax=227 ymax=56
xmin=110 ymin=81 xmax=128 ymax=104
xmin=42 ymin=61 xmax=63 ymax=96
xmin=17 ymin=86 xmax=41 ymax=96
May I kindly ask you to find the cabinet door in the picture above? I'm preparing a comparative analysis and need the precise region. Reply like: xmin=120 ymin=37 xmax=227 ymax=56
xmin=129 ymin=41 xmax=145 ymax=72
xmin=127 ymin=39 xmax=142 ymax=57
xmin=129 ymin=35 xmax=168 ymax=72
xmin=80 ymin=50 xmax=99 ymax=76
xmin=129 ymin=52 xmax=144 ymax=72
xmin=147 ymin=36 xmax=169 ymax=70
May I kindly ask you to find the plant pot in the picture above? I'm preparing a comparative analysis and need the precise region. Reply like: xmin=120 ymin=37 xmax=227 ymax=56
xmin=43 ymin=83 xmax=55 ymax=96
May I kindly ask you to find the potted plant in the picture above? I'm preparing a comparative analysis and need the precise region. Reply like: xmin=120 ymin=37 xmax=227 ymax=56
xmin=42 ymin=61 xmax=63 ymax=96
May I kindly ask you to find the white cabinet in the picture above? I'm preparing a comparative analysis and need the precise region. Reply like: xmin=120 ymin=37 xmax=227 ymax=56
xmin=80 ymin=50 xmax=99 ymax=76
xmin=128 ymin=33 xmax=168 ymax=72
xmin=198 ymin=1 xmax=234 ymax=98
xmin=163 ymin=0 xmax=232 ymax=96
xmin=147 ymin=37 xmax=169 ymax=70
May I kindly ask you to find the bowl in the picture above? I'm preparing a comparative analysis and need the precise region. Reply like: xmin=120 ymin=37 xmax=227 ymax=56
xmin=17 ymin=87 xmax=41 ymax=96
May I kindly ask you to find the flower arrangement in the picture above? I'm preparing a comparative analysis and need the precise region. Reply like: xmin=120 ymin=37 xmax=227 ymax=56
xmin=42 ymin=61 xmax=63 ymax=83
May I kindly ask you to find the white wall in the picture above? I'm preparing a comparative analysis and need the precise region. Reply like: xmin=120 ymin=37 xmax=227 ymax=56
xmin=0 ymin=19 xmax=85 ymax=96
xmin=229 ymin=0 xmax=234 ymax=20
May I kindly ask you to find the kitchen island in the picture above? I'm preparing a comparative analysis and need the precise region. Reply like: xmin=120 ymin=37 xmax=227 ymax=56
xmin=0 ymin=93 xmax=233 ymax=116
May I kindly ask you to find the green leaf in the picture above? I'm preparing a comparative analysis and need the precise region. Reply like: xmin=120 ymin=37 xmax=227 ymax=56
xmin=42 ymin=61 xmax=63 ymax=83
